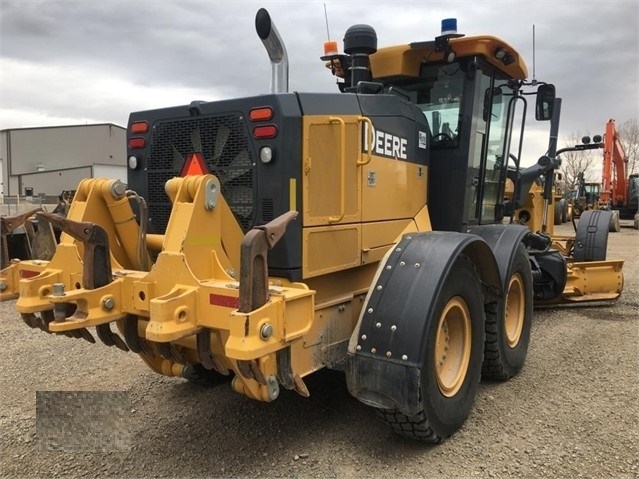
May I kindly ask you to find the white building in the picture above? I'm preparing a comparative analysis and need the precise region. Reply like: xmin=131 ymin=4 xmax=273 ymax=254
xmin=0 ymin=123 xmax=126 ymax=197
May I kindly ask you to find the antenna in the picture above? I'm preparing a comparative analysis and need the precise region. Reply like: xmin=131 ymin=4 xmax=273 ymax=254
xmin=324 ymin=3 xmax=331 ymax=42
xmin=532 ymin=24 xmax=537 ymax=85
xmin=321 ymin=4 xmax=338 ymax=61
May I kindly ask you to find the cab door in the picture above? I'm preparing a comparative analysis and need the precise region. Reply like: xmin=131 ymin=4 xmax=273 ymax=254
xmin=471 ymin=70 xmax=514 ymax=224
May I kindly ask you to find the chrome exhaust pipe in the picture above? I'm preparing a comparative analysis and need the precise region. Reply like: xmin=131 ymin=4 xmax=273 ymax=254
xmin=255 ymin=8 xmax=289 ymax=93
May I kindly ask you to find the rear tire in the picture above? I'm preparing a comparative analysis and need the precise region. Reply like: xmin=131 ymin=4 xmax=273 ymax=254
xmin=376 ymin=255 xmax=485 ymax=442
xmin=482 ymin=243 xmax=533 ymax=380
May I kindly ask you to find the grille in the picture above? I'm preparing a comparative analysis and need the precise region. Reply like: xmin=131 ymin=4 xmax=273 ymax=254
xmin=261 ymin=198 xmax=274 ymax=222
xmin=146 ymin=114 xmax=255 ymax=232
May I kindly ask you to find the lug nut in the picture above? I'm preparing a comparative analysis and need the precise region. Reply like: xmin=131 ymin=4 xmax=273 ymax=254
xmin=0 ymin=280 xmax=6 ymax=292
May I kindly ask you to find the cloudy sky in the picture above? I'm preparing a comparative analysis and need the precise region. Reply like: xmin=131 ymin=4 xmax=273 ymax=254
xmin=1 ymin=0 xmax=637 ymax=166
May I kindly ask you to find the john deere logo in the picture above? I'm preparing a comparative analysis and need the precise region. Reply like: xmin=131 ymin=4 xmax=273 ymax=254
xmin=363 ymin=122 xmax=408 ymax=160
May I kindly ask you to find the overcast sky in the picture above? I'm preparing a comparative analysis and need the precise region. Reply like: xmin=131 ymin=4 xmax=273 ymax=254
xmin=1 ymin=0 xmax=637 ymax=166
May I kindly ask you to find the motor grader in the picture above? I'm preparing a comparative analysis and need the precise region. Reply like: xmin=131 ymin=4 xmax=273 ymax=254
xmin=0 ymin=9 xmax=624 ymax=443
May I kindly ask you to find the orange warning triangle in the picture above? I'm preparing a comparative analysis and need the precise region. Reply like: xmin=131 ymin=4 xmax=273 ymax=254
xmin=181 ymin=153 xmax=208 ymax=176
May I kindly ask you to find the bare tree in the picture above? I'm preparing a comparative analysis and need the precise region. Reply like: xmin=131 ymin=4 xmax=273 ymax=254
xmin=618 ymin=119 xmax=639 ymax=176
xmin=557 ymin=131 xmax=600 ymax=191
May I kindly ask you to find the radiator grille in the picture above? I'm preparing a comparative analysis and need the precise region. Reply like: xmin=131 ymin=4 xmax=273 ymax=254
xmin=261 ymin=198 xmax=274 ymax=222
xmin=146 ymin=114 xmax=255 ymax=232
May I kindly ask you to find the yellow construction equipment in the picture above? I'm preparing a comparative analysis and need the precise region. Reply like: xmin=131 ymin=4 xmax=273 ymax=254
xmin=0 ymin=9 xmax=624 ymax=443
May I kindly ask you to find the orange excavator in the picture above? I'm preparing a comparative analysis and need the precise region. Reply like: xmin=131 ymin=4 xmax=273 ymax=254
xmin=600 ymin=119 xmax=639 ymax=229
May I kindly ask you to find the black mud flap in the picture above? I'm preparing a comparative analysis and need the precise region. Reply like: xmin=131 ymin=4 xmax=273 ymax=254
xmin=574 ymin=210 xmax=612 ymax=262
xmin=345 ymin=231 xmax=500 ymax=415
xmin=467 ymin=224 xmax=529 ymax=290
xmin=468 ymin=224 xmax=566 ymax=303
xmin=347 ymin=354 xmax=422 ymax=416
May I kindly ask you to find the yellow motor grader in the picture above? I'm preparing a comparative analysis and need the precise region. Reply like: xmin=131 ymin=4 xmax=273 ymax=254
xmin=0 ymin=9 xmax=623 ymax=443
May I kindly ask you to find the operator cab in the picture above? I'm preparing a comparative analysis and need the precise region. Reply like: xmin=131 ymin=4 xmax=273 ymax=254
xmin=382 ymin=58 xmax=517 ymax=231
xmin=328 ymin=20 xmax=555 ymax=232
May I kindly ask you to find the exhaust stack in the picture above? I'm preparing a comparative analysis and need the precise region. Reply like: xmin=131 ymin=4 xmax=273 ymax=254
xmin=255 ymin=8 xmax=289 ymax=94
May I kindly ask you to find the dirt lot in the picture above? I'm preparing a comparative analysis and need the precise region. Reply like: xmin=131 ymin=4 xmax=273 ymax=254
xmin=1 ymin=221 xmax=637 ymax=478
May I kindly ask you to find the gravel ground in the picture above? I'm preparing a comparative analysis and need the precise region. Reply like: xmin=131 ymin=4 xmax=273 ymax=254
xmin=1 ymin=221 xmax=637 ymax=478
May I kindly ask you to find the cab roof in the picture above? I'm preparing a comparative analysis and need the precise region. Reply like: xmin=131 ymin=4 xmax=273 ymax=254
xmin=370 ymin=35 xmax=528 ymax=81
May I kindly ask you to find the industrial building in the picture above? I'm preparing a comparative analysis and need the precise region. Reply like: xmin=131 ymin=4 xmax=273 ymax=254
xmin=0 ymin=123 xmax=126 ymax=198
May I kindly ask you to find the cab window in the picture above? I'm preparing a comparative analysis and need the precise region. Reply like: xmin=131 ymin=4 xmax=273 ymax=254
xmin=394 ymin=63 xmax=465 ymax=147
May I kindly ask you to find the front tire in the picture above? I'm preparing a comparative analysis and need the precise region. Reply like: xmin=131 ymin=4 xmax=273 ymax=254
xmin=574 ymin=210 xmax=611 ymax=261
xmin=482 ymin=243 xmax=533 ymax=380
xmin=609 ymin=210 xmax=620 ymax=232
xmin=376 ymin=255 xmax=485 ymax=442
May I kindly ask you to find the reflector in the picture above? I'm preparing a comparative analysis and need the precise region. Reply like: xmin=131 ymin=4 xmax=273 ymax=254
xmin=180 ymin=153 xmax=209 ymax=176
xmin=253 ymin=125 xmax=278 ymax=139
xmin=128 ymin=137 xmax=146 ymax=149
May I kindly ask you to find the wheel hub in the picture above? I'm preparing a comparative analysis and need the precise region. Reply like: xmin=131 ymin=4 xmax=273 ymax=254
xmin=434 ymin=297 xmax=471 ymax=397
xmin=505 ymin=273 xmax=525 ymax=348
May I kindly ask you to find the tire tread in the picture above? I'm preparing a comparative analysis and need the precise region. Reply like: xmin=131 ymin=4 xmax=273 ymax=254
xmin=481 ymin=244 xmax=532 ymax=381
xmin=482 ymin=302 xmax=511 ymax=380
xmin=375 ymin=408 xmax=443 ymax=443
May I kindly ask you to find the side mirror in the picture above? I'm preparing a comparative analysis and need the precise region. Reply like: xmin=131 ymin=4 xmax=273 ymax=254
xmin=535 ymin=84 xmax=555 ymax=121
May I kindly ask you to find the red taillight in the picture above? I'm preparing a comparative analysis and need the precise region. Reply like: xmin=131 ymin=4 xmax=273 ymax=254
xmin=130 ymin=121 xmax=149 ymax=134
xmin=180 ymin=153 xmax=209 ymax=176
xmin=253 ymin=125 xmax=278 ymax=139
xmin=249 ymin=107 xmax=273 ymax=121
xmin=128 ymin=137 xmax=146 ymax=149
